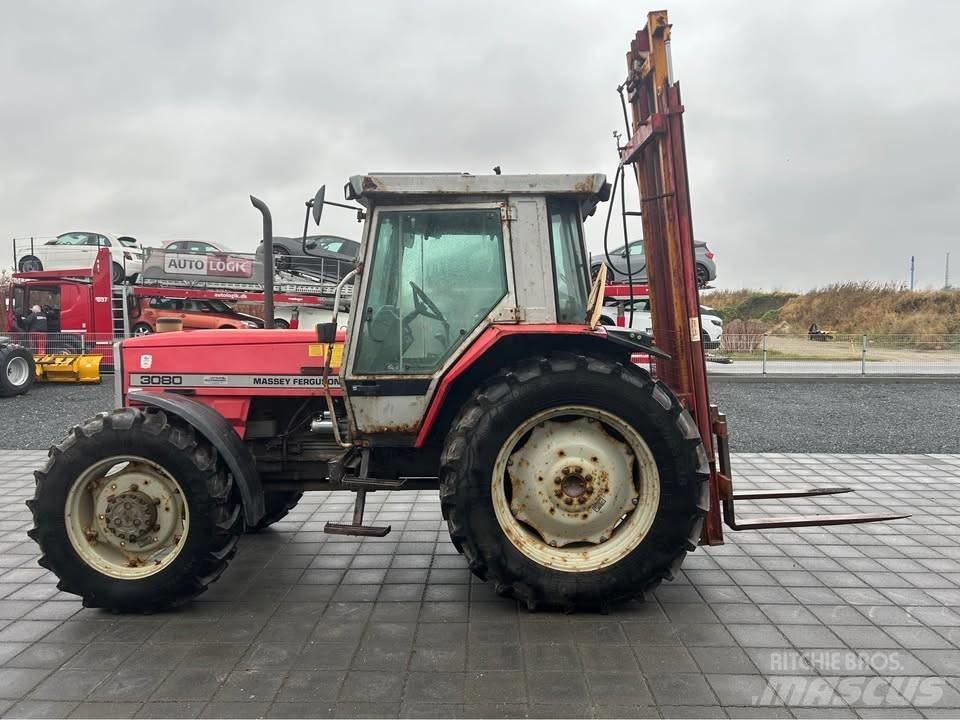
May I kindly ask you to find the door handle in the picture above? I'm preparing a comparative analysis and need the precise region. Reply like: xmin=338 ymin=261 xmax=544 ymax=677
xmin=348 ymin=382 xmax=380 ymax=396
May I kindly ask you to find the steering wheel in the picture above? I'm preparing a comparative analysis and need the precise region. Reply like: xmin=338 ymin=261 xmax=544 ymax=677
xmin=405 ymin=281 xmax=451 ymax=349
xmin=409 ymin=281 xmax=446 ymax=323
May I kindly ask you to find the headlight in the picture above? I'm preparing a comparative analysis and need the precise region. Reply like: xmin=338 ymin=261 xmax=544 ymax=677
xmin=243 ymin=321 xmax=259 ymax=328
xmin=711 ymin=319 xmax=722 ymax=327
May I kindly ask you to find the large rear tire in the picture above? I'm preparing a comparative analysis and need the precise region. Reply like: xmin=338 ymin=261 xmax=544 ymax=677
xmin=27 ymin=408 xmax=243 ymax=612
xmin=0 ymin=344 xmax=36 ymax=397
xmin=440 ymin=353 xmax=708 ymax=611
xmin=247 ymin=491 xmax=303 ymax=532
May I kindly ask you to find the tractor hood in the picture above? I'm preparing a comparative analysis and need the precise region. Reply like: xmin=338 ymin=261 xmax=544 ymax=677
xmin=123 ymin=329 xmax=345 ymax=348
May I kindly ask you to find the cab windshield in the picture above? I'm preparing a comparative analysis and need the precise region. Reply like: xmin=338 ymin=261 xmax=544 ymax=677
xmin=353 ymin=208 xmax=508 ymax=374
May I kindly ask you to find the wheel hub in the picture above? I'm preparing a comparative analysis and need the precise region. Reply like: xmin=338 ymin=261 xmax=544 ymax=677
xmin=65 ymin=458 xmax=188 ymax=578
xmin=104 ymin=490 xmax=158 ymax=543
xmin=507 ymin=418 xmax=639 ymax=547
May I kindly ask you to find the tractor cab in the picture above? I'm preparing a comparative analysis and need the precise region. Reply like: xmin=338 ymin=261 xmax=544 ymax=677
xmin=303 ymin=173 xmax=613 ymax=439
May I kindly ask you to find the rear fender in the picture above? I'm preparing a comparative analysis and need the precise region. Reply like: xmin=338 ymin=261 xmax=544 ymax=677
xmin=414 ymin=325 xmax=669 ymax=448
xmin=127 ymin=390 xmax=265 ymax=525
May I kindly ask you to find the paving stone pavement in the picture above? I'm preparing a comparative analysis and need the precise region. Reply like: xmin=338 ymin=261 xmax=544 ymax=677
xmin=1 ymin=450 xmax=959 ymax=719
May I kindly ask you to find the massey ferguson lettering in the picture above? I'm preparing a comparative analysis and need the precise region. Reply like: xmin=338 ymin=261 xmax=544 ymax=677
xmin=129 ymin=374 xmax=339 ymax=388
xmin=252 ymin=376 xmax=339 ymax=386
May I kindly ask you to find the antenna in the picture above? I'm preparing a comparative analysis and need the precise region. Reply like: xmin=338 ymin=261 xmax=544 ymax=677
xmin=946 ymin=252 xmax=951 ymax=289
xmin=910 ymin=256 xmax=915 ymax=290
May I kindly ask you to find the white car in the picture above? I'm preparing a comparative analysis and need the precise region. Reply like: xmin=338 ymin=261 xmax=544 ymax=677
xmin=601 ymin=297 xmax=723 ymax=349
xmin=16 ymin=232 xmax=143 ymax=284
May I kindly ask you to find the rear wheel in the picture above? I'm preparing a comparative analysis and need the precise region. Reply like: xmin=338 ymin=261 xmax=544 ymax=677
xmin=27 ymin=408 xmax=243 ymax=612
xmin=111 ymin=262 xmax=125 ymax=284
xmin=440 ymin=353 xmax=708 ymax=611
xmin=18 ymin=256 xmax=42 ymax=272
xmin=273 ymin=318 xmax=290 ymax=329
xmin=0 ymin=344 xmax=36 ymax=397
xmin=132 ymin=323 xmax=153 ymax=336
xmin=247 ymin=491 xmax=303 ymax=532
xmin=695 ymin=263 xmax=709 ymax=288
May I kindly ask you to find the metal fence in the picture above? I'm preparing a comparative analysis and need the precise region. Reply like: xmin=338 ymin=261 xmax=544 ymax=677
xmin=713 ymin=334 xmax=960 ymax=375
xmin=2 ymin=332 xmax=121 ymax=367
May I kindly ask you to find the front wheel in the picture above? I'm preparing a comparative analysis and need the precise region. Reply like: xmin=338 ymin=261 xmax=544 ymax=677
xmin=0 ymin=344 xmax=36 ymax=397
xmin=132 ymin=323 xmax=154 ymax=337
xmin=440 ymin=353 xmax=708 ymax=611
xmin=273 ymin=318 xmax=290 ymax=329
xmin=27 ymin=408 xmax=243 ymax=612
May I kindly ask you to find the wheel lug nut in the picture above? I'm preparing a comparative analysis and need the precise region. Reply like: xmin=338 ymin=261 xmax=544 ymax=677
xmin=631 ymin=498 xmax=639 ymax=505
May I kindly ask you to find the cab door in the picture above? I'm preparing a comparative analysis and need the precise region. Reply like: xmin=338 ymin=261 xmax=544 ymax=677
xmin=342 ymin=204 xmax=514 ymax=441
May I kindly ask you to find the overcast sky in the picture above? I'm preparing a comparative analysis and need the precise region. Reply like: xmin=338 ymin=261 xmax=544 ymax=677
xmin=2 ymin=0 xmax=958 ymax=290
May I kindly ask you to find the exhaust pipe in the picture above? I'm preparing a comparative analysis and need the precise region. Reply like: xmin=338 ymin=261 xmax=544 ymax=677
xmin=250 ymin=195 xmax=274 ymax=329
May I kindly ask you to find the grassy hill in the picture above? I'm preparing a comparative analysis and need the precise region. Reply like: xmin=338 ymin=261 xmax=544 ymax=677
xmin=703 ymin=283 xmax=960 ymax=336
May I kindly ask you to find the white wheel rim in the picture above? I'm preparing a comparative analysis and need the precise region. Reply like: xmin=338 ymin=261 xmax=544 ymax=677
xmin=491 ymin=405 xmax=660 ymax=573
xmin=6 ymin=357 xmax=31 ymax=387
xmin=65 ymin=456 xmax=189 ymax=579
xmin=134 ymin=326 xmax=152 ymax=336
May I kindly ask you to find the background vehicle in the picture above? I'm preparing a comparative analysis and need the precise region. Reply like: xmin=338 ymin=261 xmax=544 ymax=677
xmin=593 ymin=239 xmax=717 ymax=287
xmin=256 ymin=234 xmax=358 ymax=282
xmin=27 ymin=12 xmax=903 ymax=615
xmin=15 ymin=232 xmax=142 ymax=284
xmin=133 ymin=297 xmax=263 ymax=335
xmin=161 ymin=239 xmax=230 ymax=254
xmin=600 ymin=295 xmax=723 ymax=349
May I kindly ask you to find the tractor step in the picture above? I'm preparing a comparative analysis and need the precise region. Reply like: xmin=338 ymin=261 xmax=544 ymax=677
xmin=342 ymin=477 xmax=406 ymax=490
xmin=324 ymin=522 xmax=391 ymax=537
xmin=323 ymin=487 xmax=392 ymax=537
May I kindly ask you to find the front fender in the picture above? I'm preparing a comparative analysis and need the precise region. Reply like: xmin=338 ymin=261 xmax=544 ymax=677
xmin=127 ymin=390 xmax=265 ymax=526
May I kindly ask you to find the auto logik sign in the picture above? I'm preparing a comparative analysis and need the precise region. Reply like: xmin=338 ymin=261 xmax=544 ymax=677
xmin=141 ymin=247 xmax=261 ymax=285
xmin=163 ymin=253 xmax=253 ymax=278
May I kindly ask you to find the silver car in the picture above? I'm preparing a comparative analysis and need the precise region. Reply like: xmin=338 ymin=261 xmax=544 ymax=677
xmin=592 ymin=239 xmax=717 ymax=288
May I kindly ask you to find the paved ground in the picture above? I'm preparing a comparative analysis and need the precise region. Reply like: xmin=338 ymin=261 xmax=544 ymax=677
xmin=4 ymin=379 xmax=959 ymax=455
xmin=1 ymin=451 xmax=959 ymax=718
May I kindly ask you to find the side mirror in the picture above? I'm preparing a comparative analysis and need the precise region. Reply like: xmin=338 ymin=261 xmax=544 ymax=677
xmin=303 ymin=186 xmax=326 ymax=256
xmin=312 ymin=186 xmax=325 ymax=225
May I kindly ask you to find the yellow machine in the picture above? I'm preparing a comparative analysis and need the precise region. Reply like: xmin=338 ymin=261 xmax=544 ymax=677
xmin=34 ymin=353 xmax=102 ymax=384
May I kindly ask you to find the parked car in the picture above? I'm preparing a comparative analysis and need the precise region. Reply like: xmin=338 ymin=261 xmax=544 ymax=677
xmin=600 ymin=297 xmax=722 ymax=349
xmin=132 ymin=297 xmax=264 ymax=335
xmin=16 ymin=232 xmax=143 ymax=284
xmin=161 ymin=239 xmax=231 ymax=254
xmin=592 ymin=239 xmax=717 ymax=288
xmin=256 ymin=235 xmax=359 ymax=282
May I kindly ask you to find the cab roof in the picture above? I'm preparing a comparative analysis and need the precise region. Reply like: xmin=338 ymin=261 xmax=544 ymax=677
xmin=345 ymin=173 xmax=610 ymax=210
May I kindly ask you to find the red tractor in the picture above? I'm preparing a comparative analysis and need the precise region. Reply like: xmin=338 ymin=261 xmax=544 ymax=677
xmin=27 ymin=11 xmax=903 ymax=612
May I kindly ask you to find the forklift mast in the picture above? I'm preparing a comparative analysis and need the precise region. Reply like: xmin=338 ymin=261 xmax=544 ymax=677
xmin=620 ymin=10 xmax=723 ymax=542
xmin=621 ymin=11 xmax=906 ymax=543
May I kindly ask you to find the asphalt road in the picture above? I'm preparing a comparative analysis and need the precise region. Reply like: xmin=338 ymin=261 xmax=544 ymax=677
xmin=1 ymin=378 xmax=957 ymax=454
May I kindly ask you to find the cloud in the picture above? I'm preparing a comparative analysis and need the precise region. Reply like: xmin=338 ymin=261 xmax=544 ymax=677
xmin=1 ymin=0 xmax=957 ymax=289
